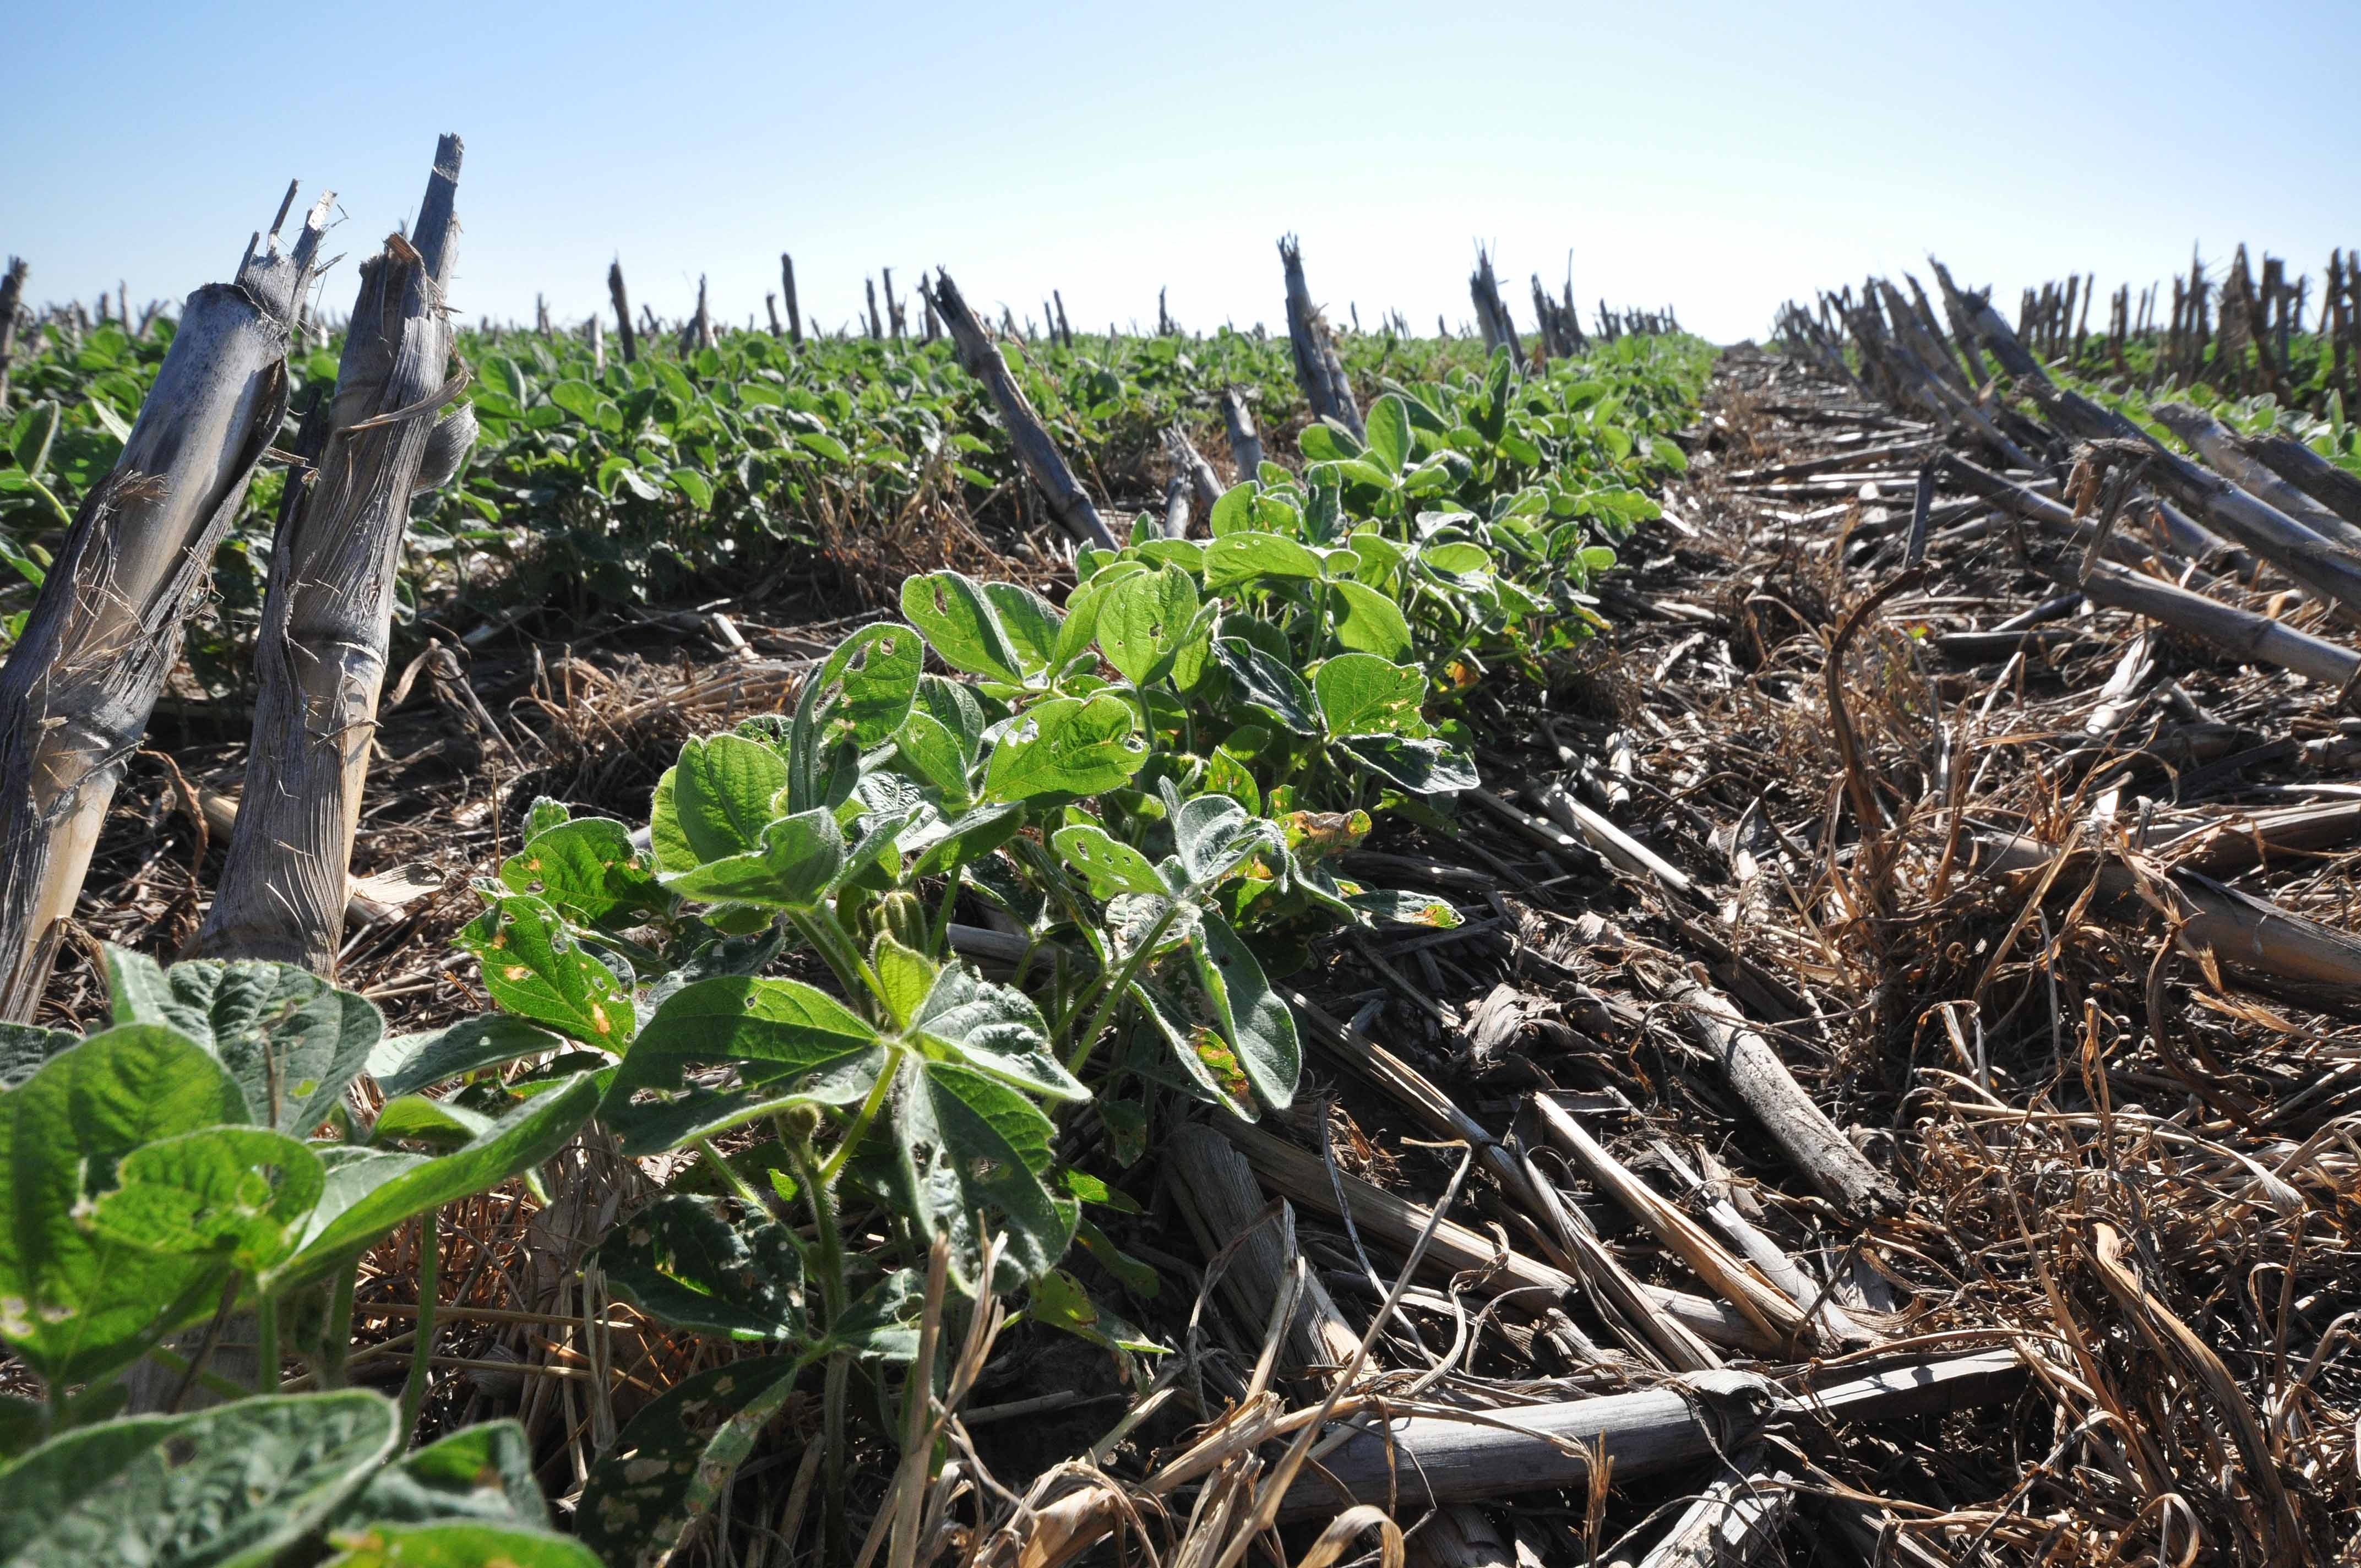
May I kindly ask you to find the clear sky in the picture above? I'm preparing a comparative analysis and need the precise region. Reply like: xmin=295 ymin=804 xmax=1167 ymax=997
xmin=4 ymin=1 xmax=2355 ymax=346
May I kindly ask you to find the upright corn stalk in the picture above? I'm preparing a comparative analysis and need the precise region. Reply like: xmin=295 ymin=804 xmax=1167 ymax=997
xmin=0 ymin=189 xmax=332 ymax=1019
xmin=0 ymin=257 xmax=27 ymax=413
xmin=195 ymin=136 xmax=474 ymax=972
xmin=1277 ymin=236 xmax=1363 ymax=440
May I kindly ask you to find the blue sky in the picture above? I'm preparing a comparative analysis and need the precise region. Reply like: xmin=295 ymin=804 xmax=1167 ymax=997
xmin=4 ymin=1 xmax=2355 ymax=345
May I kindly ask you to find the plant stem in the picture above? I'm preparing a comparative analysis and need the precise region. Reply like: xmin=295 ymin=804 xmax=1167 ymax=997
xmin=818 ymin=1059 xmax=896 ymax=1189
xmin=790 ymin=907 xmax=885 ymax=1013
xmin=254 ymin=1294 xmax=280 ymax=1396
xmin=401 ymin=1211 xmax=439 ymax=1436
xmin=320 ymin=1268 xmax=357 ymax=1390
xmin=1063 ymin=901 xmax=1182 ymax=1075
xmin=781 ymin=1130 xmax=852 ymax=1565
xmin=697 ymin=1137 xmax=769 ymax=1210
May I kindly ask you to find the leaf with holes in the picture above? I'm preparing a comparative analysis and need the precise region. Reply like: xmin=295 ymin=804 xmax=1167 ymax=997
xmin=901 ymin=570 xmax=1024 ymax=684
xmin=106 ymin=948 xmax=380 ymax=1135
xmin=983 ymin=695 xmax=1146 ymax=801
xmin=909 ymin=963 xmax=1085 ymax=1101
xmin=0 ymin=1390 xmax=400 ymax=1568
xmin=1051 ymin=822 xmax=1169 ymax=899
xmin=591 ymin=1195 xmax=806 ymax=1343
xmin=576 ymin=1357 xmax=804 ymax=1568
xmin=0 ymin=1025 xmax=247 ymax=1386
xmin=499 ymin=818 xmax=662 ymax=927
xmin=894 ymin=1057 xmax=1071 ymax=1287
xmin=90 ymin=1126 xmax=324 ymax=1278
xmin=458 ymin=896 xmax=635 ymax=1047
xmin=1094 ymin=565 xmax=1199 ymax=687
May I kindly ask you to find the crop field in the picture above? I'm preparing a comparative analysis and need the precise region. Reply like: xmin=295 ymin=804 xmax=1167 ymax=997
xmin=3 ymin=133 xmax=2361 ymax=1568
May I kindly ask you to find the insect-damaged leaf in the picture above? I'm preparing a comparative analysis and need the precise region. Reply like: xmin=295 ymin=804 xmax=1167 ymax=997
xmin=591 ymin=1195 xmax=806 ymax=1343
xmin=894 ymin=1057 xmax=1072 ymax=1288
xmin=106 ymin=947 xmax=380 ymax=1135
xmin=578 ymin=1358 xmax=803 ymax=1568
xmin=0 ymin=1390 xmax=401 ymax=1568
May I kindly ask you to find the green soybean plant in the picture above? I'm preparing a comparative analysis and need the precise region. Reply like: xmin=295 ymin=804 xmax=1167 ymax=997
xmin=0 ymin=949 xmax=600 ymax=1566
xmin=406 ymin=337 xmax=1709 ymax=1554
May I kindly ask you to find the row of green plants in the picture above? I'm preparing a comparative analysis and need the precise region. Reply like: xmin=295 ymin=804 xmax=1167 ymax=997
xmin=0 ymin=314 xmax=1500 ymax=660
xmin=0 ymin=335 xmax=1709 ymax=1566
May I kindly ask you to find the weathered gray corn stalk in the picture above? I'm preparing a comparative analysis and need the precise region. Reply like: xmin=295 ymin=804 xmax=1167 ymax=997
xmin=882 ymin=267 xmax=903 ymax=340
xmin=607 ymin=259 xmax=638 ymax=363
xmin=1222 ymin=386 xmax=1263 ymax=478
xmin=1468 ymin=247 xmax=1521 ymax=373
xmin=779 ymin=253 xmax=803 ymax=344
xmin=677 ymin=274 xmax=715 ymax=355
xmin=1167 ymin=422 xmax=1222 ymax=527
xmin=0 ymin=257 xmax=26 ymax=413
xmin=765 ymin=292 xmax=784 ymax=338
xmin=587 ymin=311 xmax=605 ymax=377
xmin=928 ymin=270 xmax=1116 ymax=551
xmin=1278 ymin=235 xmax=1363 ymax=440
xmin=0 ymin=186 xmax=333 ymax=1018
xmin=194 ymin=136 xmax=474 ymax=973
xmin=2234 ymin=428 xmax=2361 ymax=529
xmin=863 ymin=277 xmax=883 ymax=341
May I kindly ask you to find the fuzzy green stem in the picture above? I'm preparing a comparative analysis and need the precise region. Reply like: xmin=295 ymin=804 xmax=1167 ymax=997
xmin=319 ymin=1269 xmax=357 ymax=1390
xmin=401 ymin=1212 xmax=439 ymax=1436
xmin=254 ymin=1295 xmax=280 ymax=1396
xmin=781 ymin=1130 xmax=852 ymax=1564
xmin=790 ymin=907 xmax=886 ymax=1014
xmin=818 ymin=1060 xmax=896 ymax=1190
xmin=1063 ymin=902 xmax=1183 ymax=1075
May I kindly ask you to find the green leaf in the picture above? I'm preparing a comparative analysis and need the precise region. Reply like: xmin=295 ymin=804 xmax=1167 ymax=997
xmin=1094 ymin=565 xmax=1198 ymax=687
xmin=106 ymin=948 xmax=381 ymax=1135
xmin=891 ymin=709 xmax=973 ymax=802
xmin=90 ymin=1125 xmax=324 ymax=1277
xmin=341 ymin=1419 xmax=547 ymax=1529
xmin=323 ymin=1522 xmax=600 ymax=1568
xmin=983 ymin=695 xmax=1146 ymax=801
xmin=1327 ymin=579 xmax=1415 ymax=660
xmin=0 ymin=1022 xmax=76 ymax=1091
xmin=591 ymin=1194 xmax=806 ymax=1343
xmin=981 ymin=582 xmax=1064 ymax=676
xmin=1339 ymin=735 xmax=1481 ymax=796
xmin=458 ymin=896 xmax=635 ymax=1047
xmin=276 ymin=1075 xmax=600 ymax=1292
xmin=1207 ymin=481 xmax=1259 ymax=537
xmin=1315 ymin=652 xmax=1427 ymax=737
xmin=608 ymin=976 xmax=878 ymax=1102
xmin=901 ymin=570 xmax=1024 ymax=683
xmin=0 ymin=1390 xmax=400 ymax=1568
xmin=1203 ymin=531 xmax=1325 ymax=591
xmin=795 ymin=429 xmax=851 ymax=462
xmin=663 ymin=733 xmax=790 ymax=863
xmin=853 ymin=939 xmax=923 ymax=1035
xmin=368 ymin=1095 xmax=496 ymax=1151
xmin=367 ymin=1016 xmax=568 ymax=1098
xmin=1052 ymin=822 xmax=1168 ymax=898
xmin=670 ymin=467 xmax=714 ymax=509
xmin=0 ymin=1025 xmax=247 ymax=1386
xmin=1363 ymin=394 xmax=1412 ymax=472
xmin=500 ymin=818 xmax=662 ymax=927
xmin=1345 ymin=889 xmax=1466 ymax=928
xmin=1211 ymin=638 xmax=1319 ymax=735
xmin=895 ymin=1058 xmax=1071 ymax=1287
xmin=657 ymin=808 xmax=846 ymax=908
xmin=9 ymin=402 xmax=57 ymax=479
xmin=810 ymin=622 xmax=924 ymax=747
xmin=547 ymin=379 xmax=603 ymax=423
xmin=577 ymin=1357 xmax=803 ymax=1568
xmin=1171 ymin=794 xmax=1283 ymax=890
xmin=1192 ymin=913 xmax=1299 ymax=1110
xmin=910 ymin=964 xmax=1085 ymax=1101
